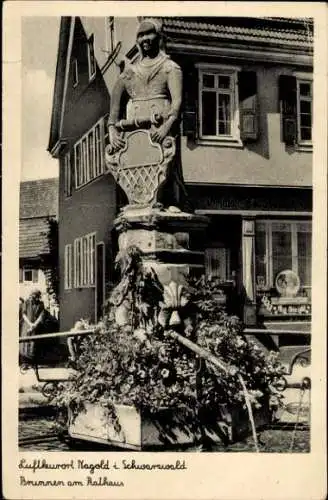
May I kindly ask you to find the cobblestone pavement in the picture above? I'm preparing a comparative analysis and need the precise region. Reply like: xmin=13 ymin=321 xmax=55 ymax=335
xmin=19 ymin=417 xmax=310 ymax=452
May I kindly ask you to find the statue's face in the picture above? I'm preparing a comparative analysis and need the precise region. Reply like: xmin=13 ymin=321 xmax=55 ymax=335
xmin=137 ymin=27 xmax=160 ymax=56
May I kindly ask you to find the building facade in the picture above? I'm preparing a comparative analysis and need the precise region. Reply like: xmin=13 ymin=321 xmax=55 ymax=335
xmin=19 ymin=178 xmax=59 ymax=314
xmin=48 ymin=17 xmax=312 ymax=336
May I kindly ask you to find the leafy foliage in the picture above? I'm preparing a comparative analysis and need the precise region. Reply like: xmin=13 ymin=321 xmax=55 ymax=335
xmin=52 ymin=274 xmax=285 ymax=427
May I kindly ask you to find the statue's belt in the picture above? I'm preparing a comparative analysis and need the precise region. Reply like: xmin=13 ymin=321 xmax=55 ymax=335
xmin=130 ymin=95 xmax=168 ymax=102
xmin=115 ymin=114 xmax=164 ymax=131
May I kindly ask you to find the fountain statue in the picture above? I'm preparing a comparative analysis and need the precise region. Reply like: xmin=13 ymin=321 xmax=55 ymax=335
xmin=105 ymin=17 xmax=188 ymax=209
xmin=65 ymin=18 xmax=280 ymax=452
xmin=105 ymin=17 xmax=209 ymax=329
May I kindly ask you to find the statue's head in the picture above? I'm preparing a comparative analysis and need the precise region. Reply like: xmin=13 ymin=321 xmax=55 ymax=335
xmin=136 ymin=18 xmax=162 ymax=57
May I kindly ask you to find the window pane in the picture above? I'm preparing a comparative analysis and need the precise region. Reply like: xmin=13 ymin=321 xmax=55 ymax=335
xmin=202 ymin=91 xmax=216 ymax=135
xmin=75 ymin=144 xmax=81 ymax=187
xmin=95 ymin=124 xmax=102 ymax=175
xmin=299 ymin=83 xmax=311 ymax=97
xmin=300 ymin=127 xmax=312 ymax=141
xmin=297 ymin=231 xmax=311 ymax=286
xmin=204 ymin=248 xmax=227 ymax=280
xmin=88 ymin=133 xmax=94 ymax=180
xmin=218 ymin=75 xmax=231 ymax=89
xmin=202 ymin=74 xmax=215 ymax=88
xmin=300 ymin=113 xmax=311 ymax=127
xmin=272 ymin=229 xmax=292 ymax=280
xmin=255 ymin=230 xmax=267 ymax=288
xmin=300 ymin=100 xmax=311 ymax=113
xmin=82 ymin=138 xmax=88 ymax=183
xmin=24 ymin=270 xmax=33 ymax=282
xmin=218 ymin=94 xmax=231 ymax=135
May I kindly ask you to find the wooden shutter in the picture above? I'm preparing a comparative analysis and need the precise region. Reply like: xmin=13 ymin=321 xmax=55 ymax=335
xmin=279 ymin=75 xmax=297 ymax=145
xmin=238 ymin=71 xmax=258 ymax=141
xmin=19 ymin=268 xmax=23 ymax=283
xmin=32 ymin=269 xmax=39 ymax=283
xmin=182 ymin=64 xmax=198 ymax=140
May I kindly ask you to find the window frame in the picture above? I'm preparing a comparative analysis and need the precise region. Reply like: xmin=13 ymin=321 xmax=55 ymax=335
xmin=74 ymin=117 xmax=105 ymax=190
xmin=87 ymin=34 xmax=96 ymax=81
xmin=64 ymin=244 xmax=73 ymax=290
xmin=296 ymin=78 xmax=313 ymax=146
xmin=20 ymin=267 xmax=38 ymax=284
xmin=73 ymin=232 xmax=96 ymax=288
xmin=197 ymin=63 xmax=241 ymax=145
xmin=255 ymin=220 xmax=312 ymax=292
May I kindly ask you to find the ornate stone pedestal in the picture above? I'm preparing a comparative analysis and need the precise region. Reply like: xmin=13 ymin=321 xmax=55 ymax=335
xmin=115 ymin=204 xmax=208 ymax=284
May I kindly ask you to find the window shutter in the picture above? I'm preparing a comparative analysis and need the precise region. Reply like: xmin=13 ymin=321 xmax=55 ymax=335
xmin=19 ymin=268 xmax=23 ymax=283
xmin=32 ymin=269 xmax=38 ymax=283
xmin=238 ymin=71 xmax=258 ymax=141
xmin=182 ymin=65 xmax=198 ymax=140
xmin=279 ymin=75 xmax=297 ymax=145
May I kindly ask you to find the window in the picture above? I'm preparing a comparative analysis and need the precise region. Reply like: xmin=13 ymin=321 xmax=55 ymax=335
xmin=255 ymin=221 xmax=312 ymax=292
xmin=19 ymin=267 xmax=38 ymax=283
xmin=74 ymin=233 xmax=96 ymax=288
xmin=72 ymin=59 xmax=78 ymax=87
xmin=64 ymin=244 xmax=73 ymax=289
xmin=64 ymin=152 xmax=72 ymax=197
xmin=297 ymin=79 xmax=312 ymax=144
xmin=279 ymin=74 xmax=312 ymax=147
xmin=205 ymin=248 xmax=230 ymax=281
xmin=74 ymin=117 xmax=105 ymax=189
xmin=87 ymin=34 xmax=96 ymax=80
xmin=198 ymin=65 xmax=240 ymax=142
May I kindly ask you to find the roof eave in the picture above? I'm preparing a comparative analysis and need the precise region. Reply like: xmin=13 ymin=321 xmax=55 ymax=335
xmin=48 ymin=17 xmax=72 ymax=153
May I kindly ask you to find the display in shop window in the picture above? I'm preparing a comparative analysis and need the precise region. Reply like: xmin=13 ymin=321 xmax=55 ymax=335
xmin=275 ymin=270 xmax=300 ymax=298
xmin=257 ymin=268 xmax=311 ymax=318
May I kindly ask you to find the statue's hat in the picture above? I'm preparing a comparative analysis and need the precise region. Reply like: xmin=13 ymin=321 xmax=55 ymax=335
xmin=137 ymin=18 xmax=162 ymax=36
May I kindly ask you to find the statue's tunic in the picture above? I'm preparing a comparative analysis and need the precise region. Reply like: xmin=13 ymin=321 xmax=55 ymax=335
xmin=115 ymin=52 xmax=187 ymax=208
xmin=119 ymin=52 xmax=182 ymax=127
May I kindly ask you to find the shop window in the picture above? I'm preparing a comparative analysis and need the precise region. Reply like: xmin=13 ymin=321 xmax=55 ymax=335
xmin=255 ymin=220 xmax=312 ymax=294
xmin=204 ymin=247 xmax=230 ymax=281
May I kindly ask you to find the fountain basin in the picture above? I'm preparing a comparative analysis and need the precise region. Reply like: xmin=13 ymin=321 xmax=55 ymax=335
xmin=68 ymin=401 xmax=271 ymax=450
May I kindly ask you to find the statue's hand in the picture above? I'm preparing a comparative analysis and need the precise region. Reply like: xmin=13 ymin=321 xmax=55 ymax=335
xmin=109 ymin=125 xmax=125 ymax=151
xmin=151 ymin=122 xmax=171 ymax=143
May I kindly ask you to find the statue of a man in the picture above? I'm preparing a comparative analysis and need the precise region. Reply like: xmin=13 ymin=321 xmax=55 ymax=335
xmin=108 ymin=18 xmax=183 ymax=147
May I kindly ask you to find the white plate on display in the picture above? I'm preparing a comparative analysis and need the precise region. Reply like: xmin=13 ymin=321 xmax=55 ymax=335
xmin=275 ymin=270 xmax=300 ymax=297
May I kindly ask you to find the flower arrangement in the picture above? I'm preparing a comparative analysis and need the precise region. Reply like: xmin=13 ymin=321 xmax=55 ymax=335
xmin=52 ymin=265 xmax=285 ymax=438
